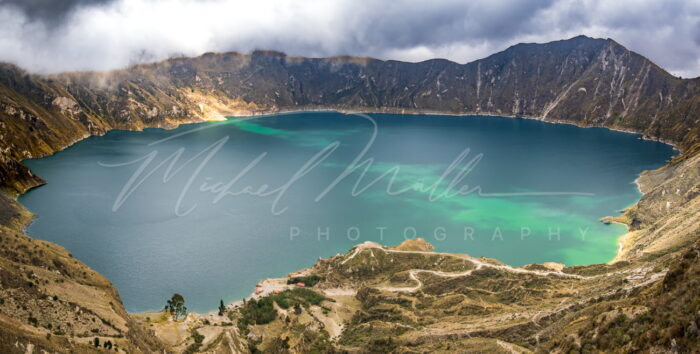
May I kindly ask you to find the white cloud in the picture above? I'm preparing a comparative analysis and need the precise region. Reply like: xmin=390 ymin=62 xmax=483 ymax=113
xmin=0 ymin=0 xmax=698 ymax=77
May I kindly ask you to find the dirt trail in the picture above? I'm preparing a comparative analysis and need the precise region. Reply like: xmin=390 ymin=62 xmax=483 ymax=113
xmin=380 ymin=267 xmax=480 ymax=292
xmin=343 ymin=242 xmax=587 ymax=293
xmin=497 ymin=339 xmax=533 ymax=353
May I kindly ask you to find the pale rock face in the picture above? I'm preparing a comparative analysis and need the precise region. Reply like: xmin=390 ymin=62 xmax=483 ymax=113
xmin=4 ymin=104 xmax=17 ymax=116
xmin=147 ymin=107 xmax=159 ymax=118
xmin=543 ymin=262 xmax=565 ymax=271
xmin=52 ymin=96 xmax=81 ymax=115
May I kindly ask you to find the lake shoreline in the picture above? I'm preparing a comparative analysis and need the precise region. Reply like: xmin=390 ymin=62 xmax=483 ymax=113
xmin=14 ymin=109 xmax=677 ymax=315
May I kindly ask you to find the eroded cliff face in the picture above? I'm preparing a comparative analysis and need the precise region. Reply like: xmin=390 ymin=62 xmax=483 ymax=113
xmin=0 ymin=35 xmax=698 ymax=353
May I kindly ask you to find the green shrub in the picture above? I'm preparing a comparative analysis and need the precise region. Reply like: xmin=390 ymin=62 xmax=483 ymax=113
xmin=286 ymin=275 xmax=323 ymax=287
xmin=183 ymin=329 xmax=205 ymax=354
xmin=240 ymin=298 xmax=277 ymax=325
xmin=286 ymin=288 xmax=326 ymax=306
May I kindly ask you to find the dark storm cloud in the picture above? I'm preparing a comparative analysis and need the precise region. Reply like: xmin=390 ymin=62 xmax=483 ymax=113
xmin=0 ymin=0 xmax=116 ymax=24
xmin=346 ymin=0 xmax=556 ymax=49
xmin=0 ymin=0 xmax=698 ymax=77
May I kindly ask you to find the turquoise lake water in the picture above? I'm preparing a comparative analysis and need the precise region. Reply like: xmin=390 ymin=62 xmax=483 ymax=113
xmin=19 ymin=112 xmax=675 ymax=312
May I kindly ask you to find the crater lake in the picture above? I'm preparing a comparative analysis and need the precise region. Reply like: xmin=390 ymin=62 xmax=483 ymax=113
xmin=19 ymin=112 xmax=676 ymax=312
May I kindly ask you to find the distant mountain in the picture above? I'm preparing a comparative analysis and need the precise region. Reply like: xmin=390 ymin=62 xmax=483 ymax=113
xmin=1 ymin=35 xmax=699 ymax=193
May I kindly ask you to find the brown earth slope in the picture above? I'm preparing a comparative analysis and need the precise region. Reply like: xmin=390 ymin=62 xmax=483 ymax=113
xmin=0 ymin=194 xmax=165 ymax=353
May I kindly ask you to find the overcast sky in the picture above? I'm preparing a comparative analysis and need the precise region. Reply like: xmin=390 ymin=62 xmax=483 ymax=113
xmin=1 ymin=0 xmax=699 ymax=77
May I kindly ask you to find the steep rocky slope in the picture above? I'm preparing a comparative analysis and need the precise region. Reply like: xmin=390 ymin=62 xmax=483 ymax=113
xmin=0 ymin=194 xmax=166 ymax=353
xmin=223 ymin=236 xmax=699 ymax=352
xmin=0 ymin=35 xmax=698 ymax=352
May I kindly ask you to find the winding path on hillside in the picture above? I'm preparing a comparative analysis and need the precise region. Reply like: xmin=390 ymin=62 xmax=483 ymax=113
xmin=341 ymin=241 xmax=587 ymax=293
